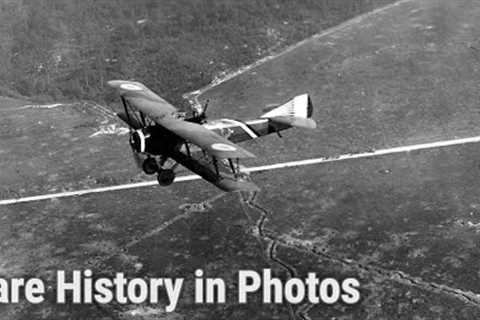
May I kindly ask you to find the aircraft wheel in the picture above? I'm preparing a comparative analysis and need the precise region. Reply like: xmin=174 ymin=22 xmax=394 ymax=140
xmin=142 ymin=158 xmax=158 ymax=175
xmin=157 ymin=169 xmax=175 ymax=186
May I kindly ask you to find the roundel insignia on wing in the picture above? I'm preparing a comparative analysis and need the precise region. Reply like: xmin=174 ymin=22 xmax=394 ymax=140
xmin=120 ymin=83 xmax=143 ymax=91
xmin=211 ymin=143 xmax=237 ymax=152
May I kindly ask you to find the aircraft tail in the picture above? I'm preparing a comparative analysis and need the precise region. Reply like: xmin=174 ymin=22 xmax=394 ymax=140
xmin=260 ymin=94 xmax=316 ymax=129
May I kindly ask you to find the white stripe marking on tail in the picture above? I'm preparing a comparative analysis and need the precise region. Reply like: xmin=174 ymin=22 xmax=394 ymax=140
xmin=261 ymin=94 xmax=309 ymax=119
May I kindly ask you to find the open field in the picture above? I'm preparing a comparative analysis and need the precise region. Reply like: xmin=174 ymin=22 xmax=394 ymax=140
xmin=0 ymin=0 xmax=395 ymax=105
xmin=197 ymin=0 xmax=480 ymax=165
xmin=2 ymin=0 xmax=480 ymax=319
xmin=0 ymin=98 xmax=139 ymax=199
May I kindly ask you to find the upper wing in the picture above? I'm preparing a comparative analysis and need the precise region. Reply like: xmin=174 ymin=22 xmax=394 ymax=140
xmin=108 ymin=80 xmax=178 ymax=118
xmin=160 ymin=118 xmax=255 ymax=159
xmin=108 ymin=80 xmax=254 ymax=159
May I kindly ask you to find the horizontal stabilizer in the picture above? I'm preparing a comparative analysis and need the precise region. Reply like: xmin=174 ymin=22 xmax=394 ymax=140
xmin=267 ymin=116 xmax=317 ymax=129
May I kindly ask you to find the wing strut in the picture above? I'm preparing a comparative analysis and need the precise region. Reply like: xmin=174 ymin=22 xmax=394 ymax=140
xmin=228 ymin=159 xmax=236 ymax=174
xmin=213 ymin=157 xmax=220 ymax=176
xmin=121 ymin=96 xmax=132 ymax=126
xmin=185 ymin=142 xmax=191 ymax=158
xmin=140 ymin=112 xmax=147 ymax=127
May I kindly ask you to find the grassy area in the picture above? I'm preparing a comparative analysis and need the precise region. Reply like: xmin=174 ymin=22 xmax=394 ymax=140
xmin=0 ymin=0 xmax=396 ymax=106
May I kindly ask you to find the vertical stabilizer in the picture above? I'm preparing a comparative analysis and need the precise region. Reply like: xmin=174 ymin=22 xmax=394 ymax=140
xmin=261 ymin=94 xmax=316 ymax=129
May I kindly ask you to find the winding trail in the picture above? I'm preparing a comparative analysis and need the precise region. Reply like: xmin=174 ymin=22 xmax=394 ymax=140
xmin=240 ymin=193 xmax=480 ymax=311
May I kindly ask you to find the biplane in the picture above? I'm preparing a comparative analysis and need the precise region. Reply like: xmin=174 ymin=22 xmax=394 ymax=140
xmin=108 ymin=80 xmax=316 ymax=192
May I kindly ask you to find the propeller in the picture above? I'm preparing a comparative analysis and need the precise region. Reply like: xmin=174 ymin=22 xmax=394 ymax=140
xmin=118 ymin=96 xmax=146 ymax=169
xmin=129 ymin=136 xmax=144 ymax=169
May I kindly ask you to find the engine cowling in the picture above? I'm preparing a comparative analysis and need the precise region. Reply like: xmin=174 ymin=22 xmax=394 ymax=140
xmin=129 ymin=126 xmax=177 ymax=155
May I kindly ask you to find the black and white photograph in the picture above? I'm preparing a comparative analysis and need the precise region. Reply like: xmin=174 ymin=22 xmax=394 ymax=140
xmin=1 ymin=0 xmax=480 ymax=318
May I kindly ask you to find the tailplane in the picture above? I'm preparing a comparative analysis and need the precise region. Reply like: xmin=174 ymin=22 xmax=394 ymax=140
xmin=260 ymin=94 xmax=316 ymax=129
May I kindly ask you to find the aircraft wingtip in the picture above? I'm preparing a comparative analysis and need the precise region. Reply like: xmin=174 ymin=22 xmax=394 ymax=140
xmin=107 ymin=80 xmax=123 ymax=87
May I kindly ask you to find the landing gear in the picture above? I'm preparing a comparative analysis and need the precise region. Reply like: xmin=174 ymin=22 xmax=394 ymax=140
xmin=142 ymin=157 xmax=159 ymax=175
xmin=157 ymin=169 xmax=175 ymax=186
xmin=141 ymin=155 xmax=177 ymax=186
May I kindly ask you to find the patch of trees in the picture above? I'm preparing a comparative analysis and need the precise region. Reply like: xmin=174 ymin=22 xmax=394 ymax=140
xmin=0 ymin=0 xmax=395 ymax=105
